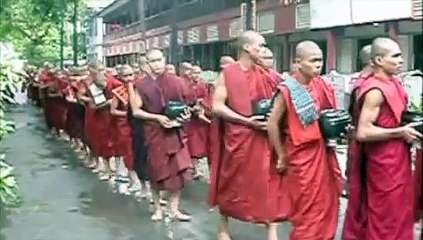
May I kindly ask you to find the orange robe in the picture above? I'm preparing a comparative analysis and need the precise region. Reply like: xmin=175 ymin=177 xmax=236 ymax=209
xmin=277 ymin=75 xmax=342 ymax=239
xmin=186 ymin=81 xmax=209 ymax=158
xmin=208 ymin=63 xmax=287 ymax=223
xmin=343 ymin=73 xmax=414 ymax=240
xmin=136 ymin=73 xmax=191 ymax=191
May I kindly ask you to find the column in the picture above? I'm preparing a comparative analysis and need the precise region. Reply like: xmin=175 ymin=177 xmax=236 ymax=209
xmin=337 ymin=38 xmax=357 ymax=73
xmin=326 ymin=30 xmax=338 ymax=72
xmin=281 ymin=35 xmax=289 ymax=72
xmin=397 ymin=34 xmax=413 ymax=70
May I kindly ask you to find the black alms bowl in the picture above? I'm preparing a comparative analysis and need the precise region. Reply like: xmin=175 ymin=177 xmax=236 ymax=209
xmin=319 ymin=109 xmax=352 ymax=140
xmin=402 ymin=111 xmax=423 ymax=134
xmin=253 ymin=99 xmax=273 ymax=117
xmin=164 ymin=101 xmax=188 ymax=120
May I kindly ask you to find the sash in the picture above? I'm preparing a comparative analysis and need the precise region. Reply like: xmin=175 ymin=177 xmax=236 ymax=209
xmin=282 ymin=76 xmax=319 ymax=126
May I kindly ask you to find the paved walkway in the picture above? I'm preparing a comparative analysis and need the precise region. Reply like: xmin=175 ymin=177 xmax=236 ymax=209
xmin=0 ymin=105 xmax=420 ymax=240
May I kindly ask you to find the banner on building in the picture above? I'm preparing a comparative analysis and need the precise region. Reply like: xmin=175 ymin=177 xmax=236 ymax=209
xmin=206 ymin=24 xmax=219 ymax=42
xmin=187 ymin=27 xmax=200 ymax=44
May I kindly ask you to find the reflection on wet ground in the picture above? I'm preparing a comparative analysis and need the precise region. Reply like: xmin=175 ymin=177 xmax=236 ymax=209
xmin=0 ymin=106 xmax=420 ymax=240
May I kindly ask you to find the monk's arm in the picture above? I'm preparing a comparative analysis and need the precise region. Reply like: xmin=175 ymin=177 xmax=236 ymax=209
xmin=110 ymin=96 xmax=126 ymax=117
xmin=267 ymin=94 xmax=287 ymax=159
xmin=131 ymin=90 xmax=163 ymax=121
xmin=356 ymin=89 xmax=403 ymax=142
xmin=212 ymin=73 xmax=250 ymax=125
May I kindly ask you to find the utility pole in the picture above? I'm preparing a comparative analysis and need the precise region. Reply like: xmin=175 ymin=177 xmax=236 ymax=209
xmin=138 ymin=0 xmax=146 ymax=55
xmin=59 ymin=6 xmax=65 ymax=69
xmin=245 ymin=0 xmax=256 ymax=30
xmin=170 ymin=1 xmax=178 ymax=64
xmin=72 ymin=0 xmax=78 ymax=66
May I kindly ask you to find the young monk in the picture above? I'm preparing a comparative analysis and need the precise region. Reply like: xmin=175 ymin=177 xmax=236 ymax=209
xmin=110 ymin=64 xmax=142 ymax=193
xmin=131 ymin=49 xmax=192 ymax=221
xmin=267 ymin=40 xmax=343 ymax=239
xmin=258 ymin=47 xmax=280 ymax=83
xmin=343 ymin=37 xmax=421 ymax=240
xmin=210 ymin=31 xmax=287 ymax=240
xmin=186 ymin=65 xmax=211 ymax=179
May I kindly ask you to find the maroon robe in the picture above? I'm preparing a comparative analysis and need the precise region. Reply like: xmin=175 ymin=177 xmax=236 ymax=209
xmin=415 ymin=148 xmax=422 ymax=221
xmin=343 ymin=73 xmax=414 ymax=240
xmin=186 ymin=81 xmax=209 ymax=158
xmin=208 ymin=63 xmax=287 ymax=223
xmin=136 ymin=73 xmax=192 ymax=191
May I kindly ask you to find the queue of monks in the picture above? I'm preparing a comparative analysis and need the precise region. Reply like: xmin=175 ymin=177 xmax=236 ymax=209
xmin=24 ymin=30 xmax=421 ymax=240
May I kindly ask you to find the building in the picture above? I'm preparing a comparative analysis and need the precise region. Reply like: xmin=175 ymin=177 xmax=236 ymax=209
xmin=99 ymin=0 xmax=422 ymax=73
xmin=85 ymin=0 xmax=115 ymax=61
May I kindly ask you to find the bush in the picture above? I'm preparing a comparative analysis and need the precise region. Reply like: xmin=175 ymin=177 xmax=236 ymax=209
xmin=0 ymin=62 xmax=22 ymax=206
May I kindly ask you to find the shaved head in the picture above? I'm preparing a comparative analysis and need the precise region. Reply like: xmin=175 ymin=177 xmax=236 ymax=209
xmin=295 ymin=40 xmax=322 ymax=60
xmin=165 ymin=64 xmax=176 ymax=75
xmin=237 ymin=31 xmax=266 ymax=62
xmin=259 ymin=47 xmax=274 ymax=69
xmin=180 ymin=62 xmax=192 ymax=69
xmin=370 ymin=37 xmax=403 ymax=75
xmin=219 ymin=56 xmax=235 ymax=69
xmin=359 ymin=45 xmax=372 ymax=66
xmin=295 ymin=40 xmax=324 ymax=79
xmin=179 ymin=62 xmax=192 ymax=77
xmin=146 ymin=49 xmax=166 ymax=75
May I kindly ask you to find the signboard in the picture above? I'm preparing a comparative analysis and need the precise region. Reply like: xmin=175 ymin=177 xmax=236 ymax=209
xmin=323 ymin=71 xmax=348 ymax=110
xmin=206 ymin=24 xmax=219 ymax=42
xmin=177 ymin=30 xmax=184 ymax=45
xmin=399 ymin=70 xmax=422 ymax=110
xmin=187 ymin=27 xmax=200 ymax=44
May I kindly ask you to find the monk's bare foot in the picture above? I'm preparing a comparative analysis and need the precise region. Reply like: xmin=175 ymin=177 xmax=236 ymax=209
xmin=151 ymin=210 xmax=163 ymax=221
xmin=217 ymin=232 xmax=232 ymax=240
xmin=98 ymin=172 xmax=110 ymax=181
xmin=170 ymin=211 xmax=192 ymax=222
xmin=159 ymin=199 xmax=168 ymax=206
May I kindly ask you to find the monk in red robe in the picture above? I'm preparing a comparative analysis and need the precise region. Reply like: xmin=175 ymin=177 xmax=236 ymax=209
xmin=267 ymin=40 xmax=343 ymax=239
xmin=210 ymin=31 xmax=287 ymax=240
xmin=165 ymin=64 xmax=176 ymax=75
xmin=110 ymin=64 xmax=142 ymax=192
xmin=343 ymin=37 xmax=421 ymax=240
xmin=258 ymin=47 xmax=281 ymax=83
xmin=132 ymin=49 xmax=192 ymax=221
xmin=414 ymin=147 xmax=422 ymax=223
xmin=186 ymin=65 xmax=211 ymax=179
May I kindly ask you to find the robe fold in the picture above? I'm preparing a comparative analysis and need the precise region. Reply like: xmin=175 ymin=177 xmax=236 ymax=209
xmin=64 ymin=85 xmax=84 ymax=139
xmin=277 ymin=75 xmax=342 ymax=239
xmin=136 ymin=73 xmax=191 ymax=191
xmin=112 ymin=81 xmax=135 ymax=170
xmin=88 ymin=78 xmax=115 ymax=158
xmin=415 ymin=148 xmax=422 ymax=221
xmin=208 ymin=63 xmax=288 ymax=224
xmin=186 ymin=81 xmax=209 ymax=158
xmin=343 ymin=73 xmax=414 ymax=240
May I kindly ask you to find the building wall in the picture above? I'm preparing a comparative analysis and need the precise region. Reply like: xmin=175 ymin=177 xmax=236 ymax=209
xmin=87 ymin=17 xmax=105 ymax=61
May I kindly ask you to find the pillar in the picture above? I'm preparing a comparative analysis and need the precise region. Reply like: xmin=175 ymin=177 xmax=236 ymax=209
xmin=326 ymin=30 xmax=338 ymax=72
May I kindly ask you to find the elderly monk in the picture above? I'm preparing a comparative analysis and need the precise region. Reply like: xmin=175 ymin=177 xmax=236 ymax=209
xmin=343 ymin=37 xmax=422 ymax=240
xmin=131 ymin=49 xmax=192 ymax=221
xmin=165 ymin=64 xmax=176 ymax=75
xmin=110 ymin=64 xmax=142 ymax=193
xmin=210 ymin=31 xmax=286 ymax=240
xmin=267 ymin=40 xmax=343 ymax=239
xmin=186 ymin=65 xmax=211 ymax=179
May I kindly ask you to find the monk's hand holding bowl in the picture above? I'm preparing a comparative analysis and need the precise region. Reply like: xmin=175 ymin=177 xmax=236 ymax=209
xmin=246 ymin=115 xmax=267 ymax=131
xmin=340 ymin=124 xmax=356 ymax=140
xmin=400 ymin=122 xmax=423 ymax=144
xmin=176 ymin=109 xmax=191 ymax=123
xmin=157 ymin=115 xmax=174 ymax=129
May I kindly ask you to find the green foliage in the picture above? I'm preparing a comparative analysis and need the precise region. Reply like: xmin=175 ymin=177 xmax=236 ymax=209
xmin=0 ymin=62 xmax=22 ymax=207
xmin=0 ymin=0 xmax=86 ymax=65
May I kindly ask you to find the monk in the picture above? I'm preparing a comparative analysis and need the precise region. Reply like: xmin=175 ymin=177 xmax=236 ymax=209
xmin=267 ymin=40 xmax=343 ymax=239
xmin=179 ymin=62 xmax=192 ymax=80
xmin=165 ymin=64 xmax=176 ymax=75
xmin=210 ymin=31 xmax=286 ymax=240
xmin=128 ymin=57 xmax=152 ymax=199
xmin=131 ymin=49 xmax=192 ymax=221
xmin=110 ymin=64 xmax=142 ymax=193
xmin=343 ymin=37 xmax=421 ymax=240
xmin=186 ymin=65 xmax=211 ymax=179
xmin=258 ymin=47 xmax=281 ymax=83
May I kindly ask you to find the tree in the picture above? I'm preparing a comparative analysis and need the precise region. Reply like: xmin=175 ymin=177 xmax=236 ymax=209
xmin=0 ymin=0 xmax=86 ymax=66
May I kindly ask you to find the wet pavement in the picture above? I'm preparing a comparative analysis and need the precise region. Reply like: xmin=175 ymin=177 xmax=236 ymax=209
xmin=0 ymin=105 xmax=420 ymax=240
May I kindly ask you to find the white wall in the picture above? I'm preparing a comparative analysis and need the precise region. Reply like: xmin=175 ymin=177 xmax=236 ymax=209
xmin=310 ymin=0 xmax=413 ymax=29
xmin=86 ymin=16 xmax=104 ymax=61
